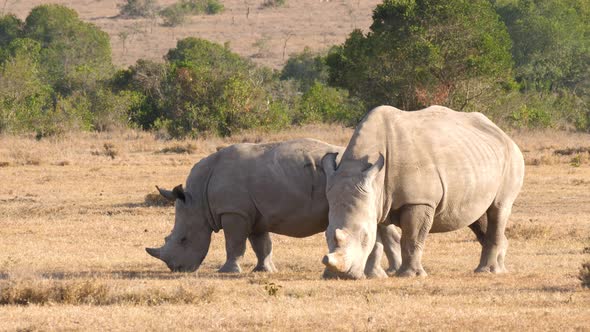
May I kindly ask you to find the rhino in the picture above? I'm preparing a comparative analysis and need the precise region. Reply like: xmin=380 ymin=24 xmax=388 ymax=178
xmin=146 ymin=138 xmax=403 ymax=277
xmin=321 ymin=105 xmax=525 ymax=279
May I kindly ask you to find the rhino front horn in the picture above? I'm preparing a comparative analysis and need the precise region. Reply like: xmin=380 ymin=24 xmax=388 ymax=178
xmin=145 ymin=247 xmax=161 ymax=259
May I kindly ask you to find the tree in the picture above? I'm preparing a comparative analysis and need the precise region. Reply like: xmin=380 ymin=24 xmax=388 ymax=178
xmin=495 ymin=0 xmax=590 ymax=93
xmin=494 ymin=0 xmax=590 ymax=130
xmin=0 ymin=38 xmax=51 ymax=133
xmin=0 ymin=14 xmax=22 ymax=49
xmin=326 ymin=0 xmax=514 ymax=113
xmin=24 ymin=5 xmax=113 ymax=95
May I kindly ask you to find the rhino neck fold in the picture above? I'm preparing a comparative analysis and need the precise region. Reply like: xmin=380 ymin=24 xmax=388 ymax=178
xmin=202 ymin=165 xmax=221 ymax=233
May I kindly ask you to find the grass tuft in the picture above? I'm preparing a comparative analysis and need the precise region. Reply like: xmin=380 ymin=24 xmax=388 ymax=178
xmin=144 ymin=192 xmax=174 ymax=207
xmin=157 ymin=143 xmax=196 ymax=154
xmin=580 ymin=262 xmax=590 ymax=288
xmin=554 ymin=147 xmax=590 ymax=156
xmin=506 ymin=221 xmax=552 ymax=240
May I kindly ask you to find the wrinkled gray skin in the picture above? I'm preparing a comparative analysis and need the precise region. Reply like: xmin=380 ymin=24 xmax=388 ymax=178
xmin=322 ymin=106 xmax=524 ymax=279
xmin=146 ymin=138 xmax=403 ymax=278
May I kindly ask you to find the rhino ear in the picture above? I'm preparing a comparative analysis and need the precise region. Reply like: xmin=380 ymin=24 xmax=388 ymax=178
xmin=362 ymin=153 xmax=384 ymax=181
xmin=172 ymin=185 xmax=186 ymax=202
xmin=156 ymin=185 xmax=186 ymax=202
xmin=156 ymin=186 xmax=176 ymax=202
xmin=321 ymin=152 xmax=338 ymax=178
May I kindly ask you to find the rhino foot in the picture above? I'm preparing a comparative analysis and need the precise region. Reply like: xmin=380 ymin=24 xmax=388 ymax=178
xmin=396 ymin=267 xmax=427 ymax=278
xmin=474 ymin=264 xmax=506 ymax=274
xmin=219 ymin=262 xmax=242 ymax=273
xmin=252 ymin=263 xmax=278 ymax=273
xmin=365 ymin=266 xmax=388 ymax=279
xmin=385 ymin=267 xmax=398 ymax=277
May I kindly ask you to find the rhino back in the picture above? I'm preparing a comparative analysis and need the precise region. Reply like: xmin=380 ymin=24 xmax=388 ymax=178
xmin=208 ymin=139 xmax=344 ymax=237
xmin=343 ymin=105 xmax=524 ymax=232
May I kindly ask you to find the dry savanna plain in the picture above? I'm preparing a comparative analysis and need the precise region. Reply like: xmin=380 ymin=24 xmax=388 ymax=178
xmin=1 ymin=0 xmax=590 ymax=330
xmin=0 ymin=125 xmax=589 ymax=331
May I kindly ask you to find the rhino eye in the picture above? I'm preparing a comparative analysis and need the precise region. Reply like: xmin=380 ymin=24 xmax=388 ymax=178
xmin=180 ymin=237 xmax=187 ymax=244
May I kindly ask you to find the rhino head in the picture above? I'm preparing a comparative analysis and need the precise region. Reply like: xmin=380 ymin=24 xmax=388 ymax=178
xmin=146 ymin=185 xmax=212 ymax=272
xmin=321 ymin=153 xmax=384 ymax=279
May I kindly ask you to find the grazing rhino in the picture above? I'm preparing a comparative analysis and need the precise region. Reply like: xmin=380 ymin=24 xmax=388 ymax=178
xmin=146 ymin=138 xmax=402 ymax=277
xmin=321 ymin=105 xmax=524 ymax=279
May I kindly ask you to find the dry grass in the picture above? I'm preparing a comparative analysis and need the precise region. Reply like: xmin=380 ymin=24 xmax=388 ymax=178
xmin=1 ymin=125 xmax=590 ymax=331
xmin=144 ymin=191 xmax=174 ymax=207
xmin=0 ymin=279 xmax=217 ymax=306
xmin=157 ymin=143 xmax=197 ymax=154
xmin=7 ymin=0 xmax=382 ymax=69
xmin=506 ymin=221 xmax=553 ymax=240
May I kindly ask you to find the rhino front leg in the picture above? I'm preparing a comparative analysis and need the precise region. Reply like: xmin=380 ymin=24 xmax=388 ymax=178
xmin=219 ymin=214 xmax=250 ymax=273
xmin=364 ymin=231 xmax=388 ymax=279
xmin=397 ymin=205 xmax=434 ymax=277
xmin=249 ymin=232 xmax=278 ymax=273
xmin=379 ymin=223 xmax=402 ymax=275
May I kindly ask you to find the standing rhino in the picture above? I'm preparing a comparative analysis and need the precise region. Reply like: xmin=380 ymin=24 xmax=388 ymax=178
xmin=146 ymin=138 xmax=402 ymax=277
xmin=321 ymin=106 xmax=524 ymax=279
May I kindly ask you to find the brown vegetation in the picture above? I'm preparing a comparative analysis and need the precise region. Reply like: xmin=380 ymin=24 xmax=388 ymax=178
xmin=1 ymin=125 xmax=589 ymax=330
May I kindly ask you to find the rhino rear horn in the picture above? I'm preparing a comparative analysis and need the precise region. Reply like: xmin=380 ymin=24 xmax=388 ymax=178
xmin=146 ymin=247 xmax=161 ymax=259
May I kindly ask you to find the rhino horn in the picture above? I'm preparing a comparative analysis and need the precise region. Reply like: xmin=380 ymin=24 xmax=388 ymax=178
xmin=334 ymin=229 xmax=348 ymax=245
xmin=145 ymin=247 xmax=161 ymax=259
xmin=322 ymin=253 xmax=343 ymax=272
xmin=321 ymin=152 xmax=338 ymax=177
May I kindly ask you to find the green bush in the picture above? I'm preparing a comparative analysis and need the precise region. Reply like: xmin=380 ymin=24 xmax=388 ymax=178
xmin=295 ymin=82 xmax=364 ymax=125
xmin=261 ymin=0 xmax=286 ymax=8
xmin=509 ymin=104 xmax=553 ymax=129
xmin=0 ymin=14 xmax=23 ymax=49
xmin=159 ymin=0 xmax=224 ymax=26
xmin=0 ymin=38 xmax=51 ymax=134
xmin=159 ymin=5 xmax=187 ymax=27
xmin=116 ymin=38 xmax=291 ymax=138
xmin=119 ymin=0 xmax=159 ymax=18
xmin=111 ymin=60 xmax=167 ymax=130
xmin=280 ymin=47 xmax=329 ymax=92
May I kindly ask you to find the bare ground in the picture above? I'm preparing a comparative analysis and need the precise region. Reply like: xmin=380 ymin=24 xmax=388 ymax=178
xmin=1 ymin=125 xmax=589 ymax=330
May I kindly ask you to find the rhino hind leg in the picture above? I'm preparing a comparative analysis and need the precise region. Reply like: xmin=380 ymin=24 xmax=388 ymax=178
xmin=396 ymin=205 xmax=434 ymax=278
xmin=475 ymin=206 xmax=510 ymax=274
xmin=379 ymin=223 xmax=402 ymax=276
xmin=218 ymin=214 xmax=250 ymax=273
xmin=469 ymin=213 xmax=487 ymax=247
xmin=249 ymin=232 xmax=278 ymax=273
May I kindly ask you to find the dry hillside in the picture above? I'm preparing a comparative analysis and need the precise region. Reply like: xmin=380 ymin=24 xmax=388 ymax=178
xmin=7 ymin=0 xmax=382 ymax=69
